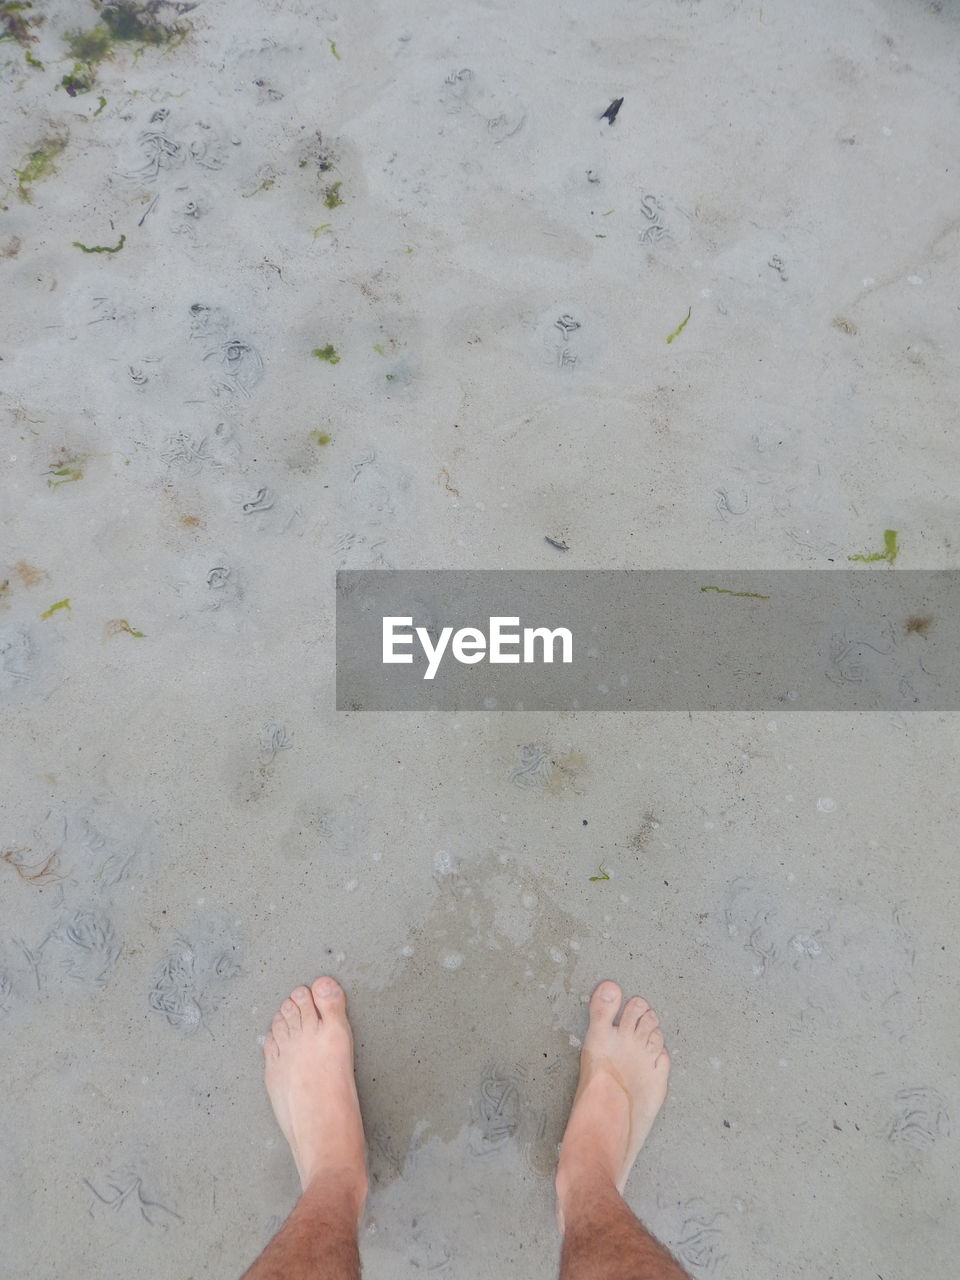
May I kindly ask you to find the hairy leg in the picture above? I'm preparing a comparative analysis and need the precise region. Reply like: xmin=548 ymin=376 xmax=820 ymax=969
xmin=241 ymin=1180 xmax=361 ymax=1280
xmin=241 ymin=978 xmax=367 ymax=1280
xmin=556 ymin=981 xmax=690 ymax=1280
xmin=559 ymin=1175 xmax=690 ymax=1280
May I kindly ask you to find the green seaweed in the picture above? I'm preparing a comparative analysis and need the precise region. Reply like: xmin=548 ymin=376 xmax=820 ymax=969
xmin=373 ymin=343 xmax=387 ymax=356
xmin=312 ymin=223 xmax=332 ymax=237
xmin=64 ymin=24 xmax=111 ymax=62
xmin=323 ymin=180 xmax=343 ymax=209
xmin=106 ymin=618 xmax=144 ymax=638
xmin=94 ymin=94 xmax=107 ymax=115
xmin=666 ymin=306 xmax=692 ymax=344
xmin=328 ymin=38 xmax=340 ymax=60
xmin=848 ymin=529 xmax=899 ymax=565
xmin=101 ymin=2 xmax=182 ymax=45
xmin=61 ymin=4 xmax=190 ymax=96
xmin=311 ymin=344 xmax=340 ymax=364
xmin=72 ymin=233 xmax=125 ymax=254
xmin=241 ymin=174 xmax=275 ymax=198
xmin=67 ymin=2 xmax=188 ymax=53
xmin=1 ymin=0 xmax=41 ymax=49
xmin=311 ymin=430 xmax=332 ymax=446
xmin=23 ymin=46 xmax=42 ymax=67
xmin=46 ymin=462 xmax=84 ymax=487
xmin=14 ymin=134 xmax=68 ymax=202
xmin=40 ymin=598 xmax=71 ymax=620
xmin=61 ymin=65 xmax=96 ymax=95
xmin=700 ymin=585 xmax=771 ymax=600
xmin=588 ymin=863 xmax=611 ymax=882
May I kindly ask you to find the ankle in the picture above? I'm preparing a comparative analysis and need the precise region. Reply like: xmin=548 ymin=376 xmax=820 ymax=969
xmin=555 ymin=1157 xmax=618 ymax=1222
xmin=300 ymin=1169 xmax=368 ymax=1223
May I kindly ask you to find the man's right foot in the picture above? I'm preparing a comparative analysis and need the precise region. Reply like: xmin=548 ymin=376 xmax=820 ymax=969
xmin=555 ymin=980 xmax=671 ymax=1229
xmin=262 ymin=977 xmax=368 ymax=1218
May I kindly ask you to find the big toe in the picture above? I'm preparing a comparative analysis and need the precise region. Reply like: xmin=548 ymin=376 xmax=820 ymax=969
xmin=312 ymin=976 xmax=347 ymax=1020
xmin=589 ymin=980 xmax=623 ymax=1025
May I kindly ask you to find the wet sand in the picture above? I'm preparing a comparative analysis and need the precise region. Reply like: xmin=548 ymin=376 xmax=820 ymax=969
xmin=1 ymin=1 xmax=958 ymax=1276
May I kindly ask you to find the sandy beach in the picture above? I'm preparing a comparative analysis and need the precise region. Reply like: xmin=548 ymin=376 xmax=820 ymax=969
xmin=2 ymin=1 xmax=958 ymax=1276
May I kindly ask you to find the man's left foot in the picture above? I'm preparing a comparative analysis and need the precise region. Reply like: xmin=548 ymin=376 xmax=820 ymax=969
xmin=263 ymin=977 xmax=368 ymax=1216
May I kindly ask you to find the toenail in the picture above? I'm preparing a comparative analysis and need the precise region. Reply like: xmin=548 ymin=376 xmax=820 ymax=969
xmin=598 ymin=987 xmax=618 ymax=1002
xmin=314 ymin=977 xmax=339 ymax=996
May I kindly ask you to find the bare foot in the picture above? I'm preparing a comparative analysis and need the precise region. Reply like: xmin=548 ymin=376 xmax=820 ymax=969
xmin=555 ymin=980 xmax=670 ymax=1229
xmin=262 ymin=977 xmax=368 ymax=1217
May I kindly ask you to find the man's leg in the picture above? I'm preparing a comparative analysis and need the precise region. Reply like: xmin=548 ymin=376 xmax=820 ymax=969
xmin=241 ymin=977 xmax=368 ymax=1280
xmin=555 ymin=981 xmax=690 ymax=1280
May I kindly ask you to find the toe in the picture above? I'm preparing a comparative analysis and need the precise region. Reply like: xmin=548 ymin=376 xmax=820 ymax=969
xmin=271 ymin=1012 xmax=288 ymax=1041
xmin=281 ymin=997 xmax=301 ymax=1033
xmin=588 ymin=980 xmax=622 ymax=1024
xmin=291 ymin=985 xmax=319 ymax=1029
xmin=636 ymin=1007 xmax=660 ymax=1036
xmin=620 ymin=995 xmax=650 ymax=1030
xmin=646 ymin=1027 xmax=665 ymax=1054
xmin=312 ymin=976 xmax=347 ymax=1020
xmin=262 ymin=1032 xmax=279 ymax=1060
